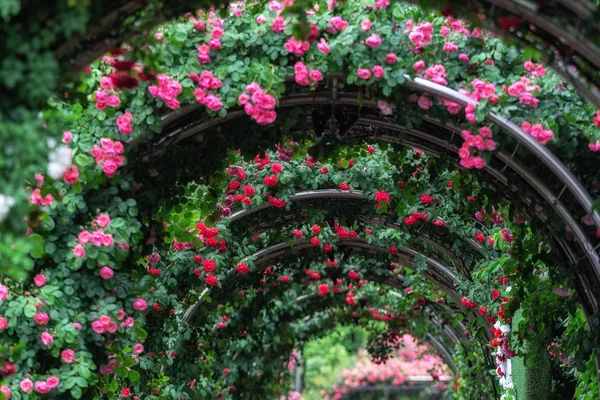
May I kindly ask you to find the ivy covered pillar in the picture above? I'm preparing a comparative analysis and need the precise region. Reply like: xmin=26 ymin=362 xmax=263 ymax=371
xmin=511 ymin=310 xmax=552 ymax=400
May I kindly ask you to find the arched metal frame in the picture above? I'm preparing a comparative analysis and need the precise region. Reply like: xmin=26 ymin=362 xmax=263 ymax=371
xmin=155 ymin=75 xmax=600 ymax=390
xmin=161 ymin=89 xmax=600 ymax=318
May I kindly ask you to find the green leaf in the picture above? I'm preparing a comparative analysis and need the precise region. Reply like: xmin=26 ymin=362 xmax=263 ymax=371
xmin=129 ymin=370 xmax=140 ymax=382
xmin=71 ymin=386 xmax=83 ymax=399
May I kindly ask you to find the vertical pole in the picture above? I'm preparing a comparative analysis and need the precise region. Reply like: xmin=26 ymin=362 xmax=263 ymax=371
xmin=294 ymin=349 xmax=303 ymax=393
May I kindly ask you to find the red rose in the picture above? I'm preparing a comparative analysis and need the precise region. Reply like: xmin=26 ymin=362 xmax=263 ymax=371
xmin=204 ymin=228 xmax=219 ymax=238
xmin=403 ymin=215 xmax=417 ymax=225
xmin=203 ymin=260 xmax=216 ymax=272
xmin=193 ymin=255 xmax=203 ymax=263
xmin=318 ymin=284 xmax=330 ymax=296
xmin=420 ymin=193 xmax=434 ymax=205
xmin=310 ymin=237 xmax=321 ymax=246
xmin=367 ymin=145 xmax=374 ymax=154
xmin=311 ymin=225 xmax=320 ymax=235
xmin=228 ymin=181 xmax=241 ymax=192
xmin=271 ymin=163 xmax=283 ymax=174
xmin=205 ymin=274 xmax=219 ymax=286
xmin=264 ymin=175 xmax=278 ymax=187
xmin=475 ymin=232 xmax=485 ymax=243
xmin=243 ymin=185 xmax=255 ymax=196
xmin=292 ymin=229 xmax=303 ymax=238
xmin=237 ymin=263 xmax=250 ymax=274
xmin=280 ymin=275 xmax=290 ymax=283
xmin=339 ymin=183 xmax=350 ymax=190
xmin=479 ymin=306 xmax=487 ymax=315
xmin=348 ymin=270 xmax=360 ymax=280
xmin=0 ymin=361 xmax=15 ymax=377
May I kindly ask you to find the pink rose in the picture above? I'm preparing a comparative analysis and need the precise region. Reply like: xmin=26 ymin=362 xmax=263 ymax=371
xmin=46 ymin=376 xmax=60 ymax=389
xmin=41 ymin=331 xmax=54 ymax=346
xmin=0 ymin=386 xmax=10 ymax=399
xmin=238 ymin=93 xmax=249 ymax=105
xmin=357 ymin=68 xmax=371 ymax=80
xmin=102 ymin=159 xmax=118 ymax=178
xmin=0 ymin=284 xmax=7 ymax=301
xmin=0 ymin=316 xmax=7 ymax=330
xmin=413 ymin=60 xmax=425 ymax=73
xmin=20 ymin=379 xmax=33 ymax=393
xmin=91 ymin=320 xmax=105 ymax=334
xmin=361 ymin=19 xmax=371 ymax=32
xmin=102 ymin=234 xmax=114 ymax=247
xmin=133 ymin=343 xmax=144 ymax=354
xmin=458 ymin=53 xmax=469 ymax=63
xmin=78 ymin=230 xmax=91 ymax=244
xmin=133 ymin=299 xmax=148 ymax=312
xmin=63 ymin=165 xmax=79 ymax=184
xmin=107 ymin=95 xmax=120 ymax=108
xmin=309 ymin=70 xmax=323 ymax=82
xmin=100 ymin=267 xmax=114 ymax=280
xmin=73 ymin=322 xmax=82 ymax=330
xmin=373 ymin=65 xmax=384 ymax=79
xmin=34 ymin=381 xmax=51 ymax=394
xmin=256 ymin=15 xmax=266 ymax=24
xmin=203 ymin=94 xmax=223 ymax=111
xmin=121 ymin=317 xmax=134 ymax=328
xmin=524 ymin=61 xmax=535 ymax=72
xmin=95 ymin=213 xmax=111 ymax=227
xmin=34 ymin=274 xmax=46 ymax=287
xmin=385 ymin=53 xmax=397 ymax=64
xmin=91 ymin=230 xmax=104 ymax=246
xmin=60 ymin=349 xmax=75 ymax=364
xmin=317 ymin=38 xmax=330 ymax=54
xmin=443 ymin=42 xmax=458 ymax=52
xmin=365 ymin=34 xmax=382 ymax=48
xmin=62 ymin=131 xmax=72 ymax=144
xmin=34 ymin=312 xmax=49 ymax=325
xmin=417 ymin=95 xmax=432 ymax=110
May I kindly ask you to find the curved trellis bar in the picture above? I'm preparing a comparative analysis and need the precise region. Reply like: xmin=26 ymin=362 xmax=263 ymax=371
xmin=159 ymin=93 xmax=600 ymax=316
xmin=163 ymin=79 xmax=600 ymax=233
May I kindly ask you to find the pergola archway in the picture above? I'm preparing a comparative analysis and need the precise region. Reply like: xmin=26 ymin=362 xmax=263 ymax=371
xmin=1 ymin=1 xmax=599 ymax=400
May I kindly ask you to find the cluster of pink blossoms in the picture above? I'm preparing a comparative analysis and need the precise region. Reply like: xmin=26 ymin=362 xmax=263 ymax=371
xmin=357 ymin=65 xmax=384 ymax=80
xmin=116 ymin=112 xmax=133 ymax=134
xmin=148 ymin=74 xmax=182 ymax=110
xmin=285 ymin=37 xmax=310 ymax=57
xmin=506 ymin=76 xmax=540 ymax=107
xmin=462 ymin=78 xmax=498 ymax=103
xmin=405 ymin=20 xmax=433 ymax=49
xmin=19 ymin=377 xmax=61 ymax=395
xmin=94 ymin=85 xmax=121 ymax=111
xmin=196 ymin=16 xmax=224 ymax=63
xmin=73 ymin=213 xmax=114 ymax=258
xmin=328 ymin=16 xmax=349 ymax=32
xmin=377 ymin=100 xmax=393 ymax=115
xmin=421 ymin=64 xmax=447 ymax=86
xmin=294 ymin=62 xmax=323 ymax=86
xmin=238 ymin=82 xmax=277 ymax=125
xmin=29 ymin=189 xmax=54 ymax=206
xmin=190 ymin=71 xmax=223 ymax=112
xmin=523 ymin=60 xmax=547 ymax=77
xmin=91 ymin=138 xmax=125 ymax=178
xmin=521 ymin=121 xmax=555 ymax=145
xmin=458 ymin=128 xmax=495 ymax=169
xmin=91 ymin=312 xmax=132 ymax=335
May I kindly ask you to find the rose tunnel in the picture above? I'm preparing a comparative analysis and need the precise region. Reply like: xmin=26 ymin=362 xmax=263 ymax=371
xmin=0 ymin=1 xmax=600 ymax=400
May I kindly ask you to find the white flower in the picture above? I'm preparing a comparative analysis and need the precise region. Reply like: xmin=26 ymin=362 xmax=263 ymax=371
xmin=47 ymin=145 xmax=72 ymax=180
xmin=0 ymin=194 xmax=15 ymax=222
xmin=500 ymin=324 xmax=511 ymax=333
